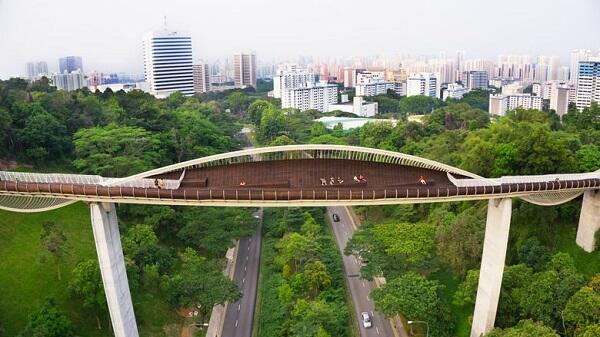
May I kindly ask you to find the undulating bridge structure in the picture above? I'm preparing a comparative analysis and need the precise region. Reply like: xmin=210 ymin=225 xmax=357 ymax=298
xmin=1 ymin=145 xmax=599 ymax=337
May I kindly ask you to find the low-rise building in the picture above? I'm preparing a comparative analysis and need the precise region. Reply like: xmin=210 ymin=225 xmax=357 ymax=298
xmin=489 ymin=93 xmax=543 ymax=116
xmin=328 ymin=96 xmax=378 ymax=117
xmin=442 ymin=83 xmax=469 ymax=101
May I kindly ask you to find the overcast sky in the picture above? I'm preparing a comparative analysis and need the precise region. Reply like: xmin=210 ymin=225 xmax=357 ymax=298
xmin=1 ymin=0 xmax=599 ymax=78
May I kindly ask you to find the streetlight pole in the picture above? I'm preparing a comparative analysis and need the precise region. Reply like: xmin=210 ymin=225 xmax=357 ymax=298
xmin=407 ymin=320 xmax=429 ymax=337
xmin=187 ymin=322 xmax=209 ymax=335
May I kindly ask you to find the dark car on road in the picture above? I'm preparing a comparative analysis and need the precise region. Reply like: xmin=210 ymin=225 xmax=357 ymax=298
xmin=332 ymin=213 xmax=340 ymax=222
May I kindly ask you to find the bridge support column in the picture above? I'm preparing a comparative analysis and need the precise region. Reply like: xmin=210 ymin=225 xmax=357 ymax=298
xmin=576 ymin=190 xmax=600 ymax=253
xmin=470 ymin=198 xmax=512 ymax=337
xmin=90 ymin=202 xmax=139 ymax=337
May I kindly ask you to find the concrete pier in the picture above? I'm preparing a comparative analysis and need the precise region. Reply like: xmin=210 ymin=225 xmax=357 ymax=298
xmin=576 ymin=190 xmax=600 ymax=253
xmin=470 ymin=198 xmax=512 ymax=337
xmin=90 ymin=203 xmax=139 ymax=337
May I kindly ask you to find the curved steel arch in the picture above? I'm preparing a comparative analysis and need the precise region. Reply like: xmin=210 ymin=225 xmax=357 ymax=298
xmin=106 ymin=144 xmax=484 ymax=187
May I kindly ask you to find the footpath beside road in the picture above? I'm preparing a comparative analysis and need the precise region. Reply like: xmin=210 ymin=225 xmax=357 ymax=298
xmin=327 ymin=206 xmax=409 ymax=337
xmin=205 ymin=242 xmax=239 ymax=337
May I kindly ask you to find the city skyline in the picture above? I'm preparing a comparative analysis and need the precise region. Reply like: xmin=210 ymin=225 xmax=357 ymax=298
xmin=1 ymin=0 xmax=600 ymax=79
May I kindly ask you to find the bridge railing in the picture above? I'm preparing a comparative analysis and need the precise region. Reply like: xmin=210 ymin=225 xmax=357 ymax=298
xmin=2 ymin=178 xmax=599 ymax=206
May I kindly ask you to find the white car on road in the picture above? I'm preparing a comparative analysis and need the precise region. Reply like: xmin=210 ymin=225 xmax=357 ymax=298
xmin=361 ymin=312 xmax=372 ymax=328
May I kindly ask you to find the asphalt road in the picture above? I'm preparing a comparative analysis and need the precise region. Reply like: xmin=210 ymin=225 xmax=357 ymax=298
xmin=222 ymin=209 xmax=262 ymax=337
xmin=327 ymin=206 xmax=397 ymax=337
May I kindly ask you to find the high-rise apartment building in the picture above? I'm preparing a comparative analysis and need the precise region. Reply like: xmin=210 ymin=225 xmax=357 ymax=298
xmin=355 ymin=71 xmax=395 ymax=96
xmin=575 ymin=60 xmax=600 ymax=109
xmin=570 ymin=49 xmax=592 ymax=84
xmin=462 ymin=70 xmax=489 ymax=90
xmin=281 ymin=81 xmax=338 ymax=112
xmin=233 ymin=53 xmax=257 ymax=88
xmin=59 ymin=56 xmax=83 ymax=74
xmin=143 ymin=30 xmax=194 ymax=98
xmin=273 ymin=68 xmax=315 ymax=98
xmin=193 ymin=61 xmax=211 ymax=94
xmin=407 ymin=73 xmax=440 ymax=98
xmin=26 ymin=61 xmax=48 ymax=80
xmin=52 ymin=70 xmax=87 ymax=91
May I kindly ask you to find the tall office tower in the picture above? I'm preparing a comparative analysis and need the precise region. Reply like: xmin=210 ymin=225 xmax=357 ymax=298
xmin=143 ymin=30 xmax=194 ymax=98
xmin=575 ymin=60 xmax=600 ymax=109
xmin=59 ymin=56 xmax=83 ymax=73
xmin=463 ymin=70 xmax=489 ymax=90
xmin=26 ymin=61 xmax=48 ymax=79
xmin=233 ymin=53 xmax=257 ymax=88
xmin=570 ymin=49 xmax=592 ymax=83
xmin=193 ymin=61 xmax=211 ymax=94
xmin=272 ymin=68 xmax=315 ymax=98
xmin=52 ymin=70 xmax=87 ymax=91
xmin=407 ymin=73 xmax=440 ymax=98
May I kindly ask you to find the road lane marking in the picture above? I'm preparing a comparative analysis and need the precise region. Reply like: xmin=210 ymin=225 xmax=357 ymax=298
xmin=362 ymin=281 xmax=365 ymax=287
xmin=246 ymin=256 xmax=249 ymax=261
xmin=238 ymin=304 xmax=241 ymax=311
xmin=244 ymin=265 xmax=247 ymax=271
xmin=235 ymin=319 xmax=238 ymax=327
xmin=376 ymin=327 xmax=380 ymax=335
xmin=248 ymin=245 xmax=250 ymax=251
xmin=371 ymin=311 xmax=374 ymax=316
xmin=242 ymin=277 xmax=245 ymax=284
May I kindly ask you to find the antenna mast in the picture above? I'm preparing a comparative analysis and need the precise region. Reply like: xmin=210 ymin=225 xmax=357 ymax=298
xmin=163 ymin=16 xmax=167 ymax=30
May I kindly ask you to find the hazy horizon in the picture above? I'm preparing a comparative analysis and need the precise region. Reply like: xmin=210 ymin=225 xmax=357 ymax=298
xmin=1 ymin=0 xmax=599 ymax=79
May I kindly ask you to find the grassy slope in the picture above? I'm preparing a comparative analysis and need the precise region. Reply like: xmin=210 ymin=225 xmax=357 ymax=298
xmin=0 ymin=202 xmax=179 ymax=337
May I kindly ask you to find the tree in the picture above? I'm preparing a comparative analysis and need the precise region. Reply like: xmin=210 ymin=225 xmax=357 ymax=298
xmin=399 ymin=95 xmax=439 ymax=114
xmin=164 ymin=248 xmax=241 ymax=323
xmin=227 ymin=91 xmax=250 ymax=114
xmin=276 ymin=232 xmax=320 ymax=272
xmin=122 ymin=224 xmax=174 ymax=275
xmin=177 ymin=208 xmax=256 ymax=258
xmin=435 ymin=207 xmax=485 ymax=277
xmin=520 ymin=253 xmax=585 ymax=330
xmin=17 ymin=298 xmax=75 ymax=337
xmin=289 ymin=299 xmax=345 ymax=337
xmin=517 ymin=237 xmax=551 ymax=272
xmin=563 ymin=287 xmax=600 ymax=330
xmin=247 ymin=99 xmax=272 ymax=126
xmin=579 ymin=324 xmax=600 ymax=337
xmin=258 ymin=106 xmax=285 ymax=143
xmin=73 ymin=123 xmax=165 ymax=176
xmin=68 ymin=259 xmax=106 ymax=330
xmin=164 ymin=110 xmax=233 ymax=162
xmin=303 ymin=261 xmax=332 ymax=297
xmin=373 ymin=222 xmax=437 ymax=272
xmin=40 ymin=221 xmax=68 ymax=280
xmin=484 ymin=320 xmax=559 ymax=337
xmin=17 ymin=109 xmax=70 ymax=163
xmin=371 ymin=272 xmax=453 ymax=337
xmin=270 ymin=134 xmax=296 ymax=146
xmin=576 ymin=144 xmax=600 ymax=172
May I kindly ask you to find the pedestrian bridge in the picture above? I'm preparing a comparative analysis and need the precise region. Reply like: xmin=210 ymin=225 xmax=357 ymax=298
xmin=1 ymin=144 xmax=599 ymax=337
xmin=1 ymin=145 xmax=598 ymax=212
